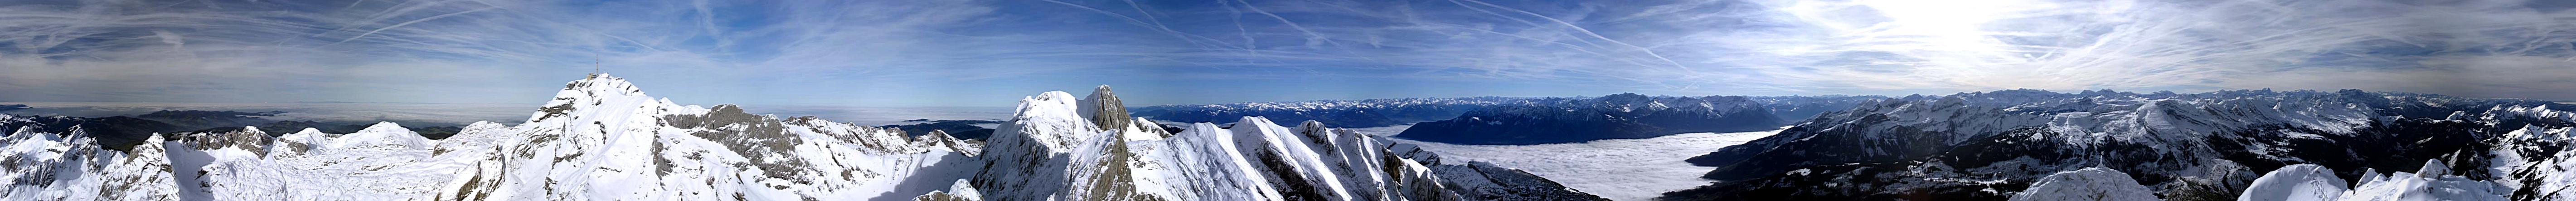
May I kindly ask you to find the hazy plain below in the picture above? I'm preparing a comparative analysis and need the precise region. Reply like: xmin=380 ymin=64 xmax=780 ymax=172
xmin=1358 ymin=124 xmax=1783 ymax=201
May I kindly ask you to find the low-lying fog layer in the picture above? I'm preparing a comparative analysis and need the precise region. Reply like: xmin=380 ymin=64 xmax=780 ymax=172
xmin=1362 ymin=126 xmax=1783 ymax=201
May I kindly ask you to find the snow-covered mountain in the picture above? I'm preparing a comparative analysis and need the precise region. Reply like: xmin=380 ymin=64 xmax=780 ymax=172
xmin=969 ymin=85 xmax=1602 ymax=201
xmin=2235 ymin=160 xmax=2512 ymax=201
xmin=1666 ymin=89 xmax=2576 ymax=201
xmin=0 ymin=74 xmax=1601 ymax=201
xmin=0 ymin=124 xmax=183 ymax=200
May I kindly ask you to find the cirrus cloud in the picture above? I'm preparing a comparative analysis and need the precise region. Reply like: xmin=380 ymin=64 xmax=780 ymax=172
xmin=2 ymin=0 xmax=2573 ymax=107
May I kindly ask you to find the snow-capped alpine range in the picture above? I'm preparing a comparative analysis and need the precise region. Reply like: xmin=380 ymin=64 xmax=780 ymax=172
xmin=9 ymin=0 xmax=2575 ymax=200
xmin=0 ymin=75 xmax=1604 ymax=201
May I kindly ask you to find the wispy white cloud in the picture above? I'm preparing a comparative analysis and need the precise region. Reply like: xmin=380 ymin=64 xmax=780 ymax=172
xmin=1288 ymin=0 xmax=2567 ymax=99
xmin=3 ymin=0 xmax=2574 ymax=108
xmin=0 ymin=0 xmax=1182 ymax=105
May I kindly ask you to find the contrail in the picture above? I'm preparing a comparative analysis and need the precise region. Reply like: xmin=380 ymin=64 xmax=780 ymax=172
xmin=331 ymin=6 xmax=496 ymax=45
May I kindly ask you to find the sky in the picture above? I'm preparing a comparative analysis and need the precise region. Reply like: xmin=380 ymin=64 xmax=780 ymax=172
xmin=3 ymin=0 xmax=2575 ymax=107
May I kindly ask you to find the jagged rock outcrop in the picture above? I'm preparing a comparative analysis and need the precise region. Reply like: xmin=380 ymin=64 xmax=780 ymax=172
xmin=1079 ymin=85 xmax=1133 ymax=133
xmin=0 ymin=127 xmax=183 ymax=201
xmin=912 ymin=180 xmax=982 ymax=201
xmin=2239 ymin=160 xmax=2509 ymax=201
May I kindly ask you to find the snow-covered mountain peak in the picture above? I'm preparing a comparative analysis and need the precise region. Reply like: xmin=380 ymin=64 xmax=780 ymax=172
xmin=2008 ymin=168 xmax=2157 ymax=201
xmin=2241 ymin=159 xmax=2511 ymax=201
xmin=352 ymin=122 xmax=409 ymax=134
xmin=528 ymin=74 xmax=687 ymax=124
xmin=2240 ymin=164 xmax=2350 ymax=201
xmin=2416 ymin=159 xmax=2450 ymax=178
xmin=329 ymin=122 xmax=431 ymax=151
xmin=563 ymin=74 xmax=648 ymax=97
xmin=969 ymin=87 xmax=1603 ymax=201
xmin=5 ymin=125 xmax=56 ymax=142
xmin=995 ymin=90 xmax=1101 ymax=152
xmin=0 ymin=123 xmax=183 ymax=200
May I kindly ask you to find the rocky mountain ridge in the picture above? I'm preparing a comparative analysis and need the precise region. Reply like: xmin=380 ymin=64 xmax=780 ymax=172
xmin=0 ymin=74 xmax=1601 ymax=201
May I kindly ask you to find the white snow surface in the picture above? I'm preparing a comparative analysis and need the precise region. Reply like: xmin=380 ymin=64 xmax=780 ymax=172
xmin=2335 ymin=160 xmax=2509 ymax=201
xmin=2241 ymin=164 xmax=2349 ymax=201
xmin=1376 ymin=127 xmax=1780 ymax=201
xmin=2010 ymin=167 xmax=2158 ymax=201
xmin=2241 ymin=160 xmax=2510 ymax=201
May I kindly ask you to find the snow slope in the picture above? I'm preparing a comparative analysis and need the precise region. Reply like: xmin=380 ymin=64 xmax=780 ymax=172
xmin=2334 ymin=160 xmax=2509 ymax=201
xmin=2240 ymin=160 xmax=2510 ymax=201
xmin=2009 ymin=167 xmax=2157 ymax=201
xmin=2238 ymin=164 xmax=2349 ymax=201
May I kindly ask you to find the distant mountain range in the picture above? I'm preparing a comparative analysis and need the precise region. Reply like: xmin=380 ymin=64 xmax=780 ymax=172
xmin=1142 ymin=88 xmax=2576 ymax=201
xmin=1664 ymin=89 xmax=2576 ymax=201
xmin=1135 ymin=94 xmax=1884 ymax=145
xmin=0 ymin=110 xmax=465 ymax=151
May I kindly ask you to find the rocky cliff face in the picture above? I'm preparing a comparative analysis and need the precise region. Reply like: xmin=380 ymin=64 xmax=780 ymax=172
xmin=1080 ymin=85 xmax=1134 ymax=133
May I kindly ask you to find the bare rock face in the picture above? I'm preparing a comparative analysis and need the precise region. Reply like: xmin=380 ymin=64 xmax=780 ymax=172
xmin=1080 ymin=85 xmax=1133 ymax=132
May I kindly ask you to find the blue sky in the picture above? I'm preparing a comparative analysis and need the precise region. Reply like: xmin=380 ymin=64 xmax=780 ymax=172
xmin=4 ymin=0 xmax=2575 ymax=107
